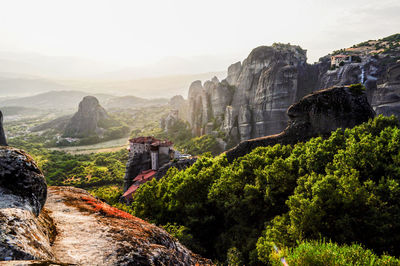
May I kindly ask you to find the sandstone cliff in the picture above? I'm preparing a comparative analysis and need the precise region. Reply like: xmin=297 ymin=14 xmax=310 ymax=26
xmin=225 ymin=85 xmax=375 ymax=162
xmin=0 ymin=111 xmax=6 ymax=146
xmin=188 ymin=37 xmax=400 ymax=145
xmin=188 ymin=43 xmax=318 ymax=142
xmin=0 ymin=146 xmax=212 ymax=265
xmin=63 ymin=96 xmax=109 ymax=138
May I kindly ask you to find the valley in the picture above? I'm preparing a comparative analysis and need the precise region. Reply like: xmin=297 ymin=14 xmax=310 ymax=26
xmin=1 ymin=21 xmax=400 ymax=265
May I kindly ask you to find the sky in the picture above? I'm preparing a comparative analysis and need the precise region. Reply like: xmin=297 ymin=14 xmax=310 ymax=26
xmin=0 ymin=0 xmax=399 ymax=70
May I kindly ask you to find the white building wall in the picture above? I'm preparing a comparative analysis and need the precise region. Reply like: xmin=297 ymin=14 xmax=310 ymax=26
xmin=151 ymin=151 xmax=159 ymax=170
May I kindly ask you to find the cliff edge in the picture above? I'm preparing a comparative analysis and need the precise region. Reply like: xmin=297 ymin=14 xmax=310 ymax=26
xmin=225 ymin=85 xmax=375 ymax=162
xmin=0 ymin=146 xmax=212 ymax=265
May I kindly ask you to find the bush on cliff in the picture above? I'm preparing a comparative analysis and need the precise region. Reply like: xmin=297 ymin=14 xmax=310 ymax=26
xmin=131 ymin=115 xmax=400 ymax=264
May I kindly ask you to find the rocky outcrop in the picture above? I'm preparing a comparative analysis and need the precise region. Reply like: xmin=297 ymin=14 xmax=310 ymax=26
xmin=372 ymin=63 xmax=400 ymax=118
xmin=169 ymin=95 xmax=189 ymax=122
xmin=155 ymin=158 xmax=197 ymax=180
xmin=123 ymin=151 xmax=151 ymax=191
xmin=0 ymin=146 xmax=52 ymax=261
xmin=0 ymin=147 xmax=47 ymax=216
xmin=161 ymin=109 xmax=180 ymax=133
xmin=188 ymin=44 xmax=318 ymax=142
xmin=0 ymin=146 xmax=212 ymax=264
xmin=0 ymin=111 xmax=6 ymax=146
xmin=63 ymin=96 xmax=109 ymax=138
xmin=187 ymin=38 xmax=400 ymax=146
xmin=46 ymin=186 xmax=212 ymax=265
xmin=225 ymin=85 xmax=375 ymax=162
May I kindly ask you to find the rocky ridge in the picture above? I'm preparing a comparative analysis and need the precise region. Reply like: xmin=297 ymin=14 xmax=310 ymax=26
xmin=225 ymin=85 xmax=375 ymax=162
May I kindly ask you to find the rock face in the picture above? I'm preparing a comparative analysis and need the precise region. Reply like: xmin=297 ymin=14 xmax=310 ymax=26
xmin=188 ymin=40 xmax=400 ymax=146
xmin=188 ymin=44 xmax=318 ymax=142
xmin=0 ymin=146 xmax=52 ymax=261
xmin=225 ymin=86 xmax=375 ymax=162
xmin=0 ymin=147 xmax=212 ymax=264
xmin=63 ymin=96 xmax=109 ymax=138
xmin=0 ymin=111 xmax=6 ymax=146
xmin=154 ymin=158 xmax=197 ymax=180
xmin=46 ymin=186 xmax=212 ymax=265
xmin=372 ymin=63 xmax=400 ymax=117
xmin=0 ymin=147 xmax=47 ymax=216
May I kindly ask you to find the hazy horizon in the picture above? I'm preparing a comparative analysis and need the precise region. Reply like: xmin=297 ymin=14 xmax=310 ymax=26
xmin=0 ymin=0 xmax=399 ymax=78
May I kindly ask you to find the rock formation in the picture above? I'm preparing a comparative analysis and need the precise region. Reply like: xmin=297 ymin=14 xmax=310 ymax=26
xmin=169 ymin=95 xmax=189 ymax=121
xmin=187 ymin=38 xmax=400 ymax=146
xmin=188 ymin=44 xmax=318 ymax=142
xmin=63 ymin=96 xmax=109 ymax=138
xmin=225 ymin=85 xmax=375 ymax=162
xmin=0 ymin=146 xmax=51 ymax=261
xmin=0 ymin=146 xmax=212 ymax=265
xmin=372 ymin=63 xmax=400 ymax=117
xmin=0 ymin=111 xmax=6 ymax=146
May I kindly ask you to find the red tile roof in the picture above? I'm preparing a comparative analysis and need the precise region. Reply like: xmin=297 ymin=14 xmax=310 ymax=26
xmin=129 ymin=136 xmax=158 ymax=144
xmin=129 ymin=136 xmax=173 ymax=146
xmin=123 ymin=170 xmax=156 ymax=200
xmin=133 ymin=170 xmax=156 ymax=183
xmin=122 ymin=184 xmax=140 ymax=201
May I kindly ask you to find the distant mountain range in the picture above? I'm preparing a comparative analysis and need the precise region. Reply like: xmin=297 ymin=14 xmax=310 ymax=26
xmin=0 ymin=90 xmax=169 ymax=110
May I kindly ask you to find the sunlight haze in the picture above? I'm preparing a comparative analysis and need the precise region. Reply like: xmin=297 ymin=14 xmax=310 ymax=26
xmin=1 ymin=0 xmax=399 ymax=69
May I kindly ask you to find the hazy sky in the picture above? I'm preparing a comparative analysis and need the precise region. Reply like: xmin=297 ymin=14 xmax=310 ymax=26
xmin=0 ymin=0 xmax=399 ymax=68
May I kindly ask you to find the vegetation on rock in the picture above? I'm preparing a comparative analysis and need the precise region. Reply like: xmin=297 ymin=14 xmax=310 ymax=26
xmin=128 ymin=115 xmax=400 ymax=264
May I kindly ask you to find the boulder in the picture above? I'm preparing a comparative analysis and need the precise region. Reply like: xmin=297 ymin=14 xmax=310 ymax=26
xmin=0 ymin=146 xmax=47 ymax=216
xmin=0 ymin=146 xmax=53 ymax=261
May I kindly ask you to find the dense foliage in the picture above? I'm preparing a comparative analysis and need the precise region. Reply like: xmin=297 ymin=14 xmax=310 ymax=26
xmin=269 ymin=241 xmax=400 ymax=266
xmin=130 ymin=116 xmax=400 ymax=264
xmin=8 ymin=138 xmax=128 ymax=189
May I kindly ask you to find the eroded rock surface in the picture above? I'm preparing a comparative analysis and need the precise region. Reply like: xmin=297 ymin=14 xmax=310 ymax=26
xmin=47 ymin=186 xmax=212 ymax=266
xmin=187 ymin=41 xmax=400 ymax=146
xmin=188 ymin=44 xmax=318 ymax=142
xmin=372 ymin=63 xmax=400 ymax=118
xmin=0 ymin=146 xmax=212 ymax=265
xmin=0 ymin=147 xmax=46 ymax=216
xmin=63 ymin=96 xmax=108 ymax=138
xmin=0 ymin=146 xmax=52 ymax=261
xmin=225 ymin=86 xmax=375 ymax=162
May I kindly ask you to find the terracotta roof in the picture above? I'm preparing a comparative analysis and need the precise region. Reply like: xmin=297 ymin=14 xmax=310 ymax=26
xmin=129 ymin=136 xmax=173 ymax=146
xmin=151 ymin=140 xmax=174 ymax=147
xmin=122 ymin=184 xmax=140 ymax=200
xmin=133 ymin=170 xmax=156 ymax=183
xmin=129 ymin=136 xmax=159 ymax=144
xmin=123 ymin=170 xmax=156 ymax=200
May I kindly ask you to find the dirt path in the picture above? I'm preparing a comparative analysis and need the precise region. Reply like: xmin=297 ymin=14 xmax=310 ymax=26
xmin=46 ymin=187 xmax=117 ymax=265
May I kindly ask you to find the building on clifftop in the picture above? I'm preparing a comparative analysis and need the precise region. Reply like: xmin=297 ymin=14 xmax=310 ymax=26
xmin=122 ymin=136 xmax=174 ymax=203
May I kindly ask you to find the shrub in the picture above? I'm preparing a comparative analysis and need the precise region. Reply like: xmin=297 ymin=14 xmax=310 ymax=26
xmin=265 ymin=241 xmax=400 ymax=266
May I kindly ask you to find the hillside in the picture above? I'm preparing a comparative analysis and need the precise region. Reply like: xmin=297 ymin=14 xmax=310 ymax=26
xmin=0 ymin=90 xmax=114 ymax=110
